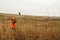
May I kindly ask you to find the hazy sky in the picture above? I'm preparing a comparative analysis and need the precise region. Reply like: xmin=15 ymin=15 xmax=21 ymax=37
xmin=0 ymin=0 xmax=60 ymax=16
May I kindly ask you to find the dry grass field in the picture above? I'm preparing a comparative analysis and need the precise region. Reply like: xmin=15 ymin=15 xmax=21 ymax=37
xmin=0 ymin=13 xmax=60 ymax=40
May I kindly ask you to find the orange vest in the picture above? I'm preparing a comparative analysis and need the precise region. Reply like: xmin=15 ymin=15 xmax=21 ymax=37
xmin=9 ymin=20 xmax=15 ymax=28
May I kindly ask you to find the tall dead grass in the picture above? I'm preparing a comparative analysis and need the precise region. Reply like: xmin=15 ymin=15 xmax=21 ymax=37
xmin=0 ymin=15 xmax=60 ymax=40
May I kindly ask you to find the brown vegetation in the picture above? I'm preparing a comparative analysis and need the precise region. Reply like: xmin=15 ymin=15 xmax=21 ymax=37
xmin=0 ymin=14 xmax=60 ymax=40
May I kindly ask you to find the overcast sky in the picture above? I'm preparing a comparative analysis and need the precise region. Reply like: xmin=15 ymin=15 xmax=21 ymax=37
xmin=0 ymin=0 xmax=60 ymax=16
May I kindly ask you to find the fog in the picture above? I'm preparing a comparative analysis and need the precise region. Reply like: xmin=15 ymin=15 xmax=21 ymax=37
xmin=0 ymin=0 xmax=60 ymax=16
